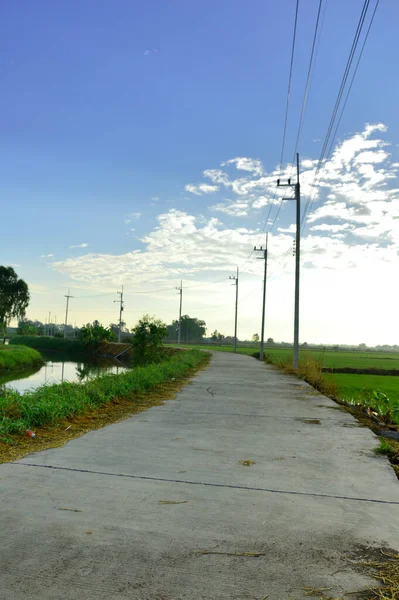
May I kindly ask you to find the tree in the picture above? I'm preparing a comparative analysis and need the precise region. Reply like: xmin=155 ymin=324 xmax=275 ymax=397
xmin=17 ymin=318 xmax=38 ymax=336
xmin=267 ymin=337 xmax=275 ymax=345
xmin=131 ymin=315 xmax=167 ymax=363
xmin=211 ymin=330 xmax=225 ymax=343
xmin=79 ymin=321 xmax=116 ymax=350
xmin=0 ymin=267 xmax=30 ymax=340
xmin=165 ymin=323 xmax=179 ymax=341
xmin=109 ymin=321 xmax=128 ymax=337
xmin=170 ymin=315 xmax=206 ymax=342
xmin=252 ymin=334 xmax=259 ymax=343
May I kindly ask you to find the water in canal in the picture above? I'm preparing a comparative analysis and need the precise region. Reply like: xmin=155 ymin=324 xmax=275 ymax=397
xmin=0 ymin=351 xmax=129 ymax=394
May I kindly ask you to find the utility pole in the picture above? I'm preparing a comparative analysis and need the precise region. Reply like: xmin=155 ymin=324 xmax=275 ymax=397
xmin=277 ymin=152 xmax=300 ymax=369
xmin=229 ymin=267 xmax=239 ymax=352
xmin=254 ymin=234 xmax=268 ymax=361
xmin=176 ymin=280 xmax=183 ymax=346
xmin=64 ymin=291 xmax=74 ymax=338
xmin=114 ymin=286 xmax=124 ymax=343
xmin=48 ymin=311 xmax=51 ymax=337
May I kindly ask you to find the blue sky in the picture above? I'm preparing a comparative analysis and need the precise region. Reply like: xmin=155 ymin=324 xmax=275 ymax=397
xmin=1 ymin=0 xmax=399 ymax=343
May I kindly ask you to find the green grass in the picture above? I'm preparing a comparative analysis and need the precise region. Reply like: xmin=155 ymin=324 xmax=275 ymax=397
xmin=10 ymin=335 xmax=86 ymax=353
xmin=375 ymin=438 xmax=397 ymax=457
xmin=170 ymin=344 xmax=399 ymax=370
xmin=168 ymin=344 xmax=257 ymax=356
xmin=0 ymin=349 xmax=206 ymax=440
xmin=324 ymin=372 xmax=399 ymax=414
xmin=263 ymin=347 xmax=399 ymax=370
xmin=0 ymin=345 xmax=44 ymax=373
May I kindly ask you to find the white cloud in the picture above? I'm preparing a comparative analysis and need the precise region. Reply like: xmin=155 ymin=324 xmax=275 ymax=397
xmin=211 ymin=201 xmax=250 ymax=217
xmin=310 ymin=223 xmax=353 ymax=233
xmin=185 ymin=183 xmax=219 ymax=195
xmin=252 ymin=196 xmax=269 ymax=209
xmin=144 ymin=48 xmax=159 ymax=56
xmin=40 ymin=254 xmax=53 ymax=258
xmin=49 ymin=123 xmax=399 ymax=344
xmin=203 ymin=169 xmax=230 ymax=185
xmin=277 ymin=224 xmax=296 ymax=233
xmin=69 ymin=243 xmax=88 ymax=249
xmin=221 ymin=157 xmax=264 ymax=177
xmin=53 ymin=210 xmax=292 ymax=287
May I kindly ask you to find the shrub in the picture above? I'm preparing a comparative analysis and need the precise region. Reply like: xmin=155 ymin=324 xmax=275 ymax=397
xmin=79 ymin=322 xmax=116 ymax=350
xmin=131 ymin=315 xmax=167 ymax=364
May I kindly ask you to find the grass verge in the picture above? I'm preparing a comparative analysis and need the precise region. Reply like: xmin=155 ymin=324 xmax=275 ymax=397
xmin=265 ymin=351 xmax=339 ymax=398
xmin=10 ymin=335 xmax=86 ymax=353
xmin=0 ymin=349 xmax=210 ymax=462
xmin=265 ymin=352 xmax=399 ymax=477
xmin=0 ymin=345 xmax=44 ymax=373
xmin=375 ymin=438 xmax=399 ymax=478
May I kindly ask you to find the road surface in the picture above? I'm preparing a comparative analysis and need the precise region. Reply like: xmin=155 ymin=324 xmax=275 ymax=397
xmin=1 ymin=352 xmax=399 ymax=599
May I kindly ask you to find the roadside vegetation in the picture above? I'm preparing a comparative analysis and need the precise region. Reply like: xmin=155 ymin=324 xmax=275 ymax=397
xmin=10 ymin=335 xmax=86 ymax=353
xmin=0 ymin=348 xmax=207 ymax=445
xmin=262 ymin=350 xmax=399 ymax=423
xmin=79 ymin=321 xmax=116 ymax=350
xmin=0 ymin=267 xmax=30 ymax=342
xmin=0 ymin=345 xmax=44 ymax=373
xmin=131 ymin=315 xmax=168 ymax=364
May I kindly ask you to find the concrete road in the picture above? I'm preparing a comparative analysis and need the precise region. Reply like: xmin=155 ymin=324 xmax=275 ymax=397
xmin=1 ymin=352 xmax=399 ymax=600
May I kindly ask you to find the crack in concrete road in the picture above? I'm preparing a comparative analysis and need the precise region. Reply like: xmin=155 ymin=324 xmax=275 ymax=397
xmin=15 ymin=462 xmax=399 ymax=505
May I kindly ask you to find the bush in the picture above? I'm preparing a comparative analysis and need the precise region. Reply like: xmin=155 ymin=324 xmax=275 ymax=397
xmin=79 ymin=322 xmax=116 ymax=350
xmin=131 ymin=315 xmax=167 ymax=364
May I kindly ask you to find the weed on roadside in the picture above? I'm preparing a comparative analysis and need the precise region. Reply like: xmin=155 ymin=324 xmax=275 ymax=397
xmin=0 ymin=350 xmax=210 ymax=461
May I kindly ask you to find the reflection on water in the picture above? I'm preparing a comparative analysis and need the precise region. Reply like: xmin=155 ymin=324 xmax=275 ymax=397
xmin=1 ymin=352 xmax=129 ymax=394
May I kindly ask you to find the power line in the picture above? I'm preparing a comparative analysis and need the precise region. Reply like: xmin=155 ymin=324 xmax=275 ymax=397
xmin=72 ymin=292 xmax=115 ymax=299
xmin=291 ymin=0 xmax=324 ymax=163
xmin=325 ymin=0 xmax=380 ymax=161
xmin=260 ymin=0 xmax=300 ymax=237
xmin=301 ymin=0 xmax=374 ymax=230
xmin=280 ymin=0 xmax=300 ymax=171
xmin=268 ymin=0 xmax=324 ymax=237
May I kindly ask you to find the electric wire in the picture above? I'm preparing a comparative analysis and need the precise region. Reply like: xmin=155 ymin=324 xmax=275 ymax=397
xmin=301 ymin=0 xmax=374 ymax=230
